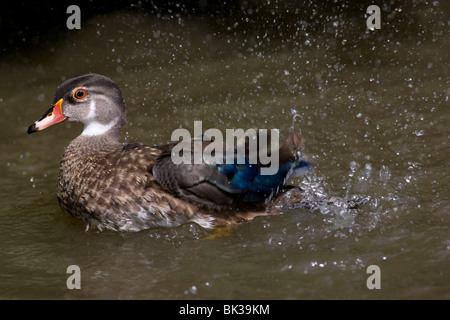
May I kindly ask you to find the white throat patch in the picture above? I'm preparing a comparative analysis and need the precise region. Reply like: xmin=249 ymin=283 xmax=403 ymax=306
xmin=81 ymin=101 xmax=118 ymax=136
xmin=79 ymin=100 xmax=119 ymax=136
xmin=81 ymin=118 xmax=119 ymax=136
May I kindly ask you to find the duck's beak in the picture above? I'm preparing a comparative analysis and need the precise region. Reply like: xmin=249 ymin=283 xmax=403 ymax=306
xmin=27 ymin=99 xmax=67 ymax=134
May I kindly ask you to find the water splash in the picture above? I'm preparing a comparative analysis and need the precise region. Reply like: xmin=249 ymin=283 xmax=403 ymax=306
xmin=272 ymin=162 xmax=373 ymax=231
xmin=379 ymin=165 xmax=391 ymax=184
xmin=290 ymin=108 xmax=303 ymax=134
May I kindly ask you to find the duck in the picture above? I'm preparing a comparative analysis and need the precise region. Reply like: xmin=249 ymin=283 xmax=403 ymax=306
xmin=27 ymin=73 xmax=314 ymax=232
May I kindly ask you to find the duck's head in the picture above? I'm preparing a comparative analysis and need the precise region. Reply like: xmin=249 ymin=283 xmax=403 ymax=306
xmin=28 ymin=73 xmax=126 ymax=138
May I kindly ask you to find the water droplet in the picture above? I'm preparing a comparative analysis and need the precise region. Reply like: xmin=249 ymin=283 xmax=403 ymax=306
xmin=349 ymin=161 xmax=359 ymax=173
xmin=379 ymin=165 xmax=391 ymax=183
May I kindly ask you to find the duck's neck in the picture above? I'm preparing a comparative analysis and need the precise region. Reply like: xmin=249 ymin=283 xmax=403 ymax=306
xmin=72 ymin=117 xmax=124 ymax=148
xmin=67 ymin=131 xmax=122 ymax=157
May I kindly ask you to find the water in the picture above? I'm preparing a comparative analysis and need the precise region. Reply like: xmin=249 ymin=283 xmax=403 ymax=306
xmin=1 ymin=5 xmax=449 ymax=299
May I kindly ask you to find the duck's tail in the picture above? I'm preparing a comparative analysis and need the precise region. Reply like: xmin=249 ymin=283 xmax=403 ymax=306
xmin=236 ymin=131 xmax=314 ymax=203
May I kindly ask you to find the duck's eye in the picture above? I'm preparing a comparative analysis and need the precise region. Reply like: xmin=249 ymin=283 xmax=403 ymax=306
xmin=73 ymin=88 xmax=87 ymax=100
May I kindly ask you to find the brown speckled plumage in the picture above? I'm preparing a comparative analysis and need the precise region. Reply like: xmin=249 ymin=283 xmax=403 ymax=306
xmin=57 ymin=135 xmax=216 ymax=231
xmin=28 ymin=73 xmax=315 ymax=231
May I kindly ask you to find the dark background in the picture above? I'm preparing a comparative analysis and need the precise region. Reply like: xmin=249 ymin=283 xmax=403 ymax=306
xmin=2 ymin=0 xmax=443 ymax=56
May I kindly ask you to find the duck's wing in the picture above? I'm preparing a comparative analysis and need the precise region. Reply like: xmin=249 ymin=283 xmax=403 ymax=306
xmin=152 ymin=132 xmax=313 ymax=209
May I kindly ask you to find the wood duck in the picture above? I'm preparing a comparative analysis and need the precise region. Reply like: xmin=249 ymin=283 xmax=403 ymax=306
xmin=27 ymin=73 xmax=314 ymax=231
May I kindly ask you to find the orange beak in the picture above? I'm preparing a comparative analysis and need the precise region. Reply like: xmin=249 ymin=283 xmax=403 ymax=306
xmin=27 ymin=99 xmax=68 ymax=134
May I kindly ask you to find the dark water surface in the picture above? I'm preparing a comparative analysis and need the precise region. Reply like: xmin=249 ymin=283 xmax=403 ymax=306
xmin=1 ymin=5 xmax=449 ymax=299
